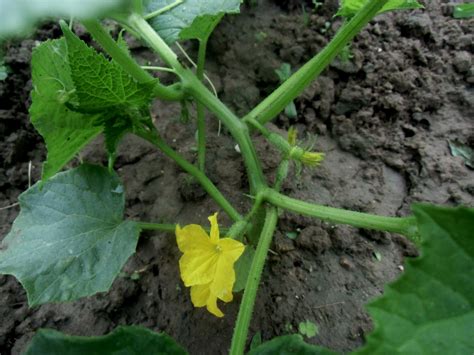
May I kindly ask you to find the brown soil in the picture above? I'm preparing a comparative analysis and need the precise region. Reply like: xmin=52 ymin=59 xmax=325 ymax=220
xmin=1 ymin=0 xmax=473 ymax=354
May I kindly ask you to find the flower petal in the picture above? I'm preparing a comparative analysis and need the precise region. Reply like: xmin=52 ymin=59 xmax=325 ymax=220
xmin=190 ymin=283 xmax=211 ymax=308
xmin=206 ymin=293 xmax=224 ymax=318
xmin=218 ymin=238 xmax=245 ymax=262
xmin=176 ymin=224 xmax=212 ymax=253
xmin=210 ymin=254 xmax=236 ymax=301
xmin=208 ymin=213 xmax=219 ymax=243
xmin=179 ymin=250 xmax=218 ymax=286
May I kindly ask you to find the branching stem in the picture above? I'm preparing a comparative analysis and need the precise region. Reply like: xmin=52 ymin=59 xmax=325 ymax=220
xmin=135 ymin=126 xmax=243 ymax=223
xmin=264 ymin=189 xmax=419 ymax=239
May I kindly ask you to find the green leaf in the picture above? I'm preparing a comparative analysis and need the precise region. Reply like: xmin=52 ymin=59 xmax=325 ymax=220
xmin=146 ymin=0 xmax=241 ymax=44
xmin=180 ymin=14 xmax=224 ymax=42
xmin=233 ymin=246 xmax=255 ymax=292
xmin=61 ymin=24 xmax=154 ymax=114
xmin=248 ymin=335 xmax=336 ymax=355
xmin=25 ymin=326 xmax=187 ymax=355
xmin=449 ymin=139 xmax=474 ymax=169
xmin=103 ymin=116 xmax=133 ymax=159
xmin=0 ymin=165 xmax=140 ymax=306
xmin=0 ymin=0 xmax=128 ymax=39
xmin=336 ymin=0 xmax=423 ymax=17
xmin=453 ymin=3 xmax=474 ymax=19
xmin=30 ymin=38 xmax=102 ymax=181
xmin=355 ymin=204 xmax=474 ymax=354
xmin=298 ymin=320 xmax=319 ymax=339
xmin=250 ymin=332 xmax=262 ymax=350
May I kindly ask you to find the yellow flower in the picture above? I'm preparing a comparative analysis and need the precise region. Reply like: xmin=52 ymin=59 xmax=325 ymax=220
xmin=176 ymin=213 xmax=245 ymax=317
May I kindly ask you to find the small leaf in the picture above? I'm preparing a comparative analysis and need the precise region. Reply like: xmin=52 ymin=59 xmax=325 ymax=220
xmin=449 ymin=139 xmax=474 ymax=169
xmin=355 ymin=204 xmax=474 ymax=354
xmin=336 ymin=0 xmax=423 ymax=17
xmin=275 ymin=63 xmax=292 ymax=82
xmin=0 ymin=0 xmax=128 ymax=39
xmin=61 ymin=24 xmax=154 ymax=114
xmin=298 ymin=320 xmax=319 ymax=338
xmin=25 ymin=326 xmax=187 ymax=355
xmin=0 ymin=165 xmax=140 ymax=306
xmin=250 ymin=332 xmax=262 ymax=350
xmin=30 ymin=38 xmax=102 ymax=181
xmin=248 ymin=335 xmax=335 ymax=355
xmin=285 ymin=231 xmax=298 ymax=240
xmin=285 ymin=101 xmax=298 ymax=119
xmin=146 ymin=0 xmax=241 ymax=44
xmin=453 ymin=3 xmax=474 ymax=19
xmin=233 ymin=246 xmax=255 ymax=292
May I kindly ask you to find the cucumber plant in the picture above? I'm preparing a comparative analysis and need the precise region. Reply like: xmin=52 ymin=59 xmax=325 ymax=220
xmin=0 ymin=0 xmax=472 ymax=354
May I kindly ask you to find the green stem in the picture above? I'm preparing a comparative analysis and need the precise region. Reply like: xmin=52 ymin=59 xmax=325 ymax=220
xmin=144 ymin=0 xmax=184 ymax=20
xmin=138 ymin=222 xmax=176 ymax=232
xmin=81 ymin=19 xmax=183 ymax=101
xmin=141 ymin=65 xmax=176 ymax=73
xmin=128 ymin=13 xmax=182 ymax=70
xmin=274 ymin=160 xmax=289 ymax=191
xmin=246 ymin=117 xmax=293 ymax=157
xmin=135 ymin=126 xmax=243 ymax=223
xmin=138 ymin=222 xmax=229 ymax=234
xmin=183 ymin=73 xmax=267 ymax=193
xmin=230 ymin=207 xmax=278 ymax=355
xmin=126 ymin=15 xmax=268 ymax=193
xmin=196 ymin=38 xmax=208 ymax=172
xmin=243 ymin=0 xmax=389 ymax=125
xmin=264 ymin=189 xmax=418 ymax=239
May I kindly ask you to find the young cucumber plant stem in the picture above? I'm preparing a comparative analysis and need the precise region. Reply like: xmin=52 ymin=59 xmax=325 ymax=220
xmin=196 ymin=38 xmax=208 ymax=172
xmin=127 ymin=14 xmax=268 ymax=194
xmin=230 ymin=207 xmax=278 ymax=355
xmin=243 ymin=0 xmax=389 ymax=125
xmin=135 ymin=126 xmax=243 ymax=223
xmin=81 ymin=20 xmax=183 ymax=101
xmin=264 ymin=189 xmax=419 ymax=240
xmin=138 ymin=222 xmax=229 ymax=235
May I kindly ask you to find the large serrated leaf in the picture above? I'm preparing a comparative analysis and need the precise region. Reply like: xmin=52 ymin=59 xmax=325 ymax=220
xmin=0 ymin=0 xmax=127 ymax=39
xmin=146 ymin=0 xmax=241 ymax=44
xmin=25 ymin=326 xmax=188 ymax=355
xmin=0 ymin=165 xmax=140 ymax=306
xmin=248 ymin=335 xmax=336 ymax=355
xmin=355 ymin=204 xmax=474 ymax=354
xmin=336 ymin=0 xmax=423 ymax=17
xmin=30 ymin=38 xmax=102 ymax=181
xmin=62 ymin=24 xmax=154 ymax=114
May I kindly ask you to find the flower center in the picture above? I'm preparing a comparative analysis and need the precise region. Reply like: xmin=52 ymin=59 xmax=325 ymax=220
xmin=215 ymin=245 xmax=222 ymax=253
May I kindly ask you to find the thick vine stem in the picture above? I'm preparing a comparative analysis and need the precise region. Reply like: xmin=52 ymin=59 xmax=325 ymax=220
xmin=126 ymin=14 xmax=268 ymax=193
xmin=264 ymin=189 xmax=419 ymax=239
xmin=230 ymin=207 xmax=278 ymax=355
xmin=243 ymin=0 xmax=389 ymax=125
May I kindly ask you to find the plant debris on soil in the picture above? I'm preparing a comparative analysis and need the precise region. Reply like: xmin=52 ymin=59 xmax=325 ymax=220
xmin=1 ymin=0 xmax=473 ymax=354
